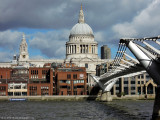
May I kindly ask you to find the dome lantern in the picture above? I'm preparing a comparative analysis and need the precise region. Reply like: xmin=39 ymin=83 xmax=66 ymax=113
xmin=78 ymin=4 xmax=85 ymax=23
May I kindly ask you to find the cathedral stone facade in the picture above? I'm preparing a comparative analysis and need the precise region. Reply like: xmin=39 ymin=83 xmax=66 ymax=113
xmin=66 ymin=5 xmax=98 ymax=59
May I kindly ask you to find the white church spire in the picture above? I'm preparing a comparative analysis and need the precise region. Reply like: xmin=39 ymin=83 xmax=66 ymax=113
xmin=19 ymin=33 xmax=29 ymax=61
xmin=78 ymin=4 xmax=85 ymax=23
xmin=22 ymin=33 xmax=26 ymax=42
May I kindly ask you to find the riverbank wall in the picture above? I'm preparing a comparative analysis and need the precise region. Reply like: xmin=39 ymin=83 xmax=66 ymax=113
xmin=0 ymin=95 xmax=97 ymax=101
xmin=112 ymin=94 xmax=155 ymax=100
xmin=0 ymin=94 xmax=155 ymax=101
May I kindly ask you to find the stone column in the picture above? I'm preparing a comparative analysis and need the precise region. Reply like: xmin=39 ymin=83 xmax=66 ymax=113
xmin=153 ymin=86 xmax=155 ymax=94
xmin=120 ymin=77 xmax=124 ymax=93
xmin=100 ymin=91 xmax=112 ymax=102
xmin=128 ymin=77 xmax=131 ymax=95
xmin=141 ymin=86 xmax=143 ymax=95
xmin=71 ymin=45 xmax=73 ymax=54
xmin=69 ymin=45 xmax=70 ymax=54
xmin=73 ymin=45 xmax=74 ymax=53
xmin=66 ymin=46 xmax=68 ymax=54
xmin=95 ymin=45 xmax=97 ymax=54
xmin=152 ymin=86 xmax=160 ymax=120
xmin=145 ymin=86 xmax=147 ymax=95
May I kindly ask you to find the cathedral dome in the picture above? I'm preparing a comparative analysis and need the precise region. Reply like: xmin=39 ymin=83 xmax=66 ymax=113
xmin=70 ymin=23 xmax=93 ymax=35
xmin=70 ymin=4 xmax=93 ymax=36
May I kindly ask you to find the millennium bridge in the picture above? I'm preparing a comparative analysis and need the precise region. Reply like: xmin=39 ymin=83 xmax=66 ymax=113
xmin=91 ymin=36 xmax=160 ymax=120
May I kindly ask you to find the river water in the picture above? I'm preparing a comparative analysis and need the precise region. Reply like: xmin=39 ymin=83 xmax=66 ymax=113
xmin=0 ymin=100 xmax=154 ymax=120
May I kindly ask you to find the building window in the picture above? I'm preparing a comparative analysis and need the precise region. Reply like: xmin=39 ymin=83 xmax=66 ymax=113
xmin=74 ymin=91 xmax=77 ymax=95
xmin=116 ymin=81 xmax=119 ymax=84
xmin=138 ymin=81 xmax=140 ymax=84
xmin=85 ymin=63 xmax=88 ymax=68
xmin=67 ymin=74 xmax=71 ymax=79
xmin=73 ymin=74 xmax=77 ymax=79
xmin=131 ymin=81 xmax=135 ymax=84
xmin=146 ymin=74 xmax=150 ymax=81
xmin=116 ymin=87 xmax=119 ymax=90
xmin=124 ymin=87 xmax=128 ymax=94
xmin=131 ymin=87 xmax=135 ymax=90
xmin=131 ymin=92 xmax=135 ymax=95
xmin=124 ymin=81 xmax=128 ymax=84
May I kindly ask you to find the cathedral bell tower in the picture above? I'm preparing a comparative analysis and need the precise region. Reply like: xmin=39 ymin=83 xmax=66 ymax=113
xmin=19 ymin=33 xmax=29 ymax=61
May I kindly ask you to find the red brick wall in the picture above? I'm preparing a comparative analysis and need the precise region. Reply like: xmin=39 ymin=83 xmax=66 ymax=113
xmin=55 ymin=67 xmax=87 ymax=95
xmin=27 ymin=83 xmax=52 ymax=96
xmin=0 ymin=68 xmax=11 ymax=80
xmin=28 ymin=67 xmax=53 ymax=95
xmin=29 ymin=67 xmax=51 ymax=79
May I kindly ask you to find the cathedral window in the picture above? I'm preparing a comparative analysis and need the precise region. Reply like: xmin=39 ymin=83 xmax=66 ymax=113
xmin=85 ymin=63 xmax=88 ymax=68
xmin=80 ymin=45 xmax=82 ymax=53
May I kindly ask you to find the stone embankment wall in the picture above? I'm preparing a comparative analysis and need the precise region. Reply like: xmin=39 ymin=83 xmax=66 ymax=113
xmin=0 ymin=95 xmax=97 ymax=101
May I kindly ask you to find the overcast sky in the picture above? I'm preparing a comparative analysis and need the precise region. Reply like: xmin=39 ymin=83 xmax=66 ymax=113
xmin=0 ymin=0 xmax=160 ymax=61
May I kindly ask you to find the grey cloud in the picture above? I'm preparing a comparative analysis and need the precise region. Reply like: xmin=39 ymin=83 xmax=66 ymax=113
xmin=0 ymin=0 xmax=152 ymax=31
xmin=0 ymin=30 xmax=22 ymax=50
xmin=112 ymin=0 xmax=160 ymax=38
xmin=29 ymin=29 xmax=70 ymax=58
xmin=0 ymin=52 xmax=12 ymax=62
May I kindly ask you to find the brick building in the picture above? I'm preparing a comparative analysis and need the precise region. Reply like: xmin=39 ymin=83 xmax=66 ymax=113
xmin=0 ymin=68 xmax=12 ymax=83
xmin=0 ymin=64 xmax=87 ymax=96
xmin=7 ymin=67 xmax=29 ymax=96
xmin=28 ymin=67 xmax=53 ymax=96
xmin=54 ymin=66 xmax=87 ymax=95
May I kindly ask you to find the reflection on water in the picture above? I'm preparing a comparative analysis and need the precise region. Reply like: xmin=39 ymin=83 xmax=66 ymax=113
xmin=0 ymin=100 xmax=154 ymax=120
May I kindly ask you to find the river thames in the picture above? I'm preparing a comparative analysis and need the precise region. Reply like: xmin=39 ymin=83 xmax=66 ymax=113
xmin=0 ymin=100 xmax=154 ymax=120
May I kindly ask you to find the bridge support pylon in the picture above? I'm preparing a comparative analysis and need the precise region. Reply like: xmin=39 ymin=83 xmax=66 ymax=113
xmin=152 ymin=86 xmax=160 ymax=120
xmin=100 ymin=91 xmax=112 ymax=102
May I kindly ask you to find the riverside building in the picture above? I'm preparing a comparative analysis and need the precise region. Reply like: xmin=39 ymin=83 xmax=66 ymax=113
xmin=96 ymin=63 xmax=157 ymax=97
xmin=0 ymin=63 xmax=87 ymax=96
xmin=53 ymin=65 xmax=87 ymax=95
